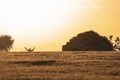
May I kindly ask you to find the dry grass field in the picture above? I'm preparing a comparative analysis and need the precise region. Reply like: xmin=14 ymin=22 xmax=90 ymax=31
xmin=0 ymin=51 xmax=120 ymax=80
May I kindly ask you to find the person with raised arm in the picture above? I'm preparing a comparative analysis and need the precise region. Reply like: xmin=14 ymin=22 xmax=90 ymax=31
xmin=24 ymin=47 xmax=35 ymax=52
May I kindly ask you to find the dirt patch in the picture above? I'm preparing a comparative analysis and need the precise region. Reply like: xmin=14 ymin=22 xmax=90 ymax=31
xmin=8 ymin=60 xmax=56 ymax=66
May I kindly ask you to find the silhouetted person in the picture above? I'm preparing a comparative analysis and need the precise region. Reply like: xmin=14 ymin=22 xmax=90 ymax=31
xmin=24 ymin=47 xmax=35 ymax=52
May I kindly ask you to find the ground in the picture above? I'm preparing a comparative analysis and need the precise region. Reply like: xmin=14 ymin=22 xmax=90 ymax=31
xmin=0 ymin=51 xmax=120 ymax=80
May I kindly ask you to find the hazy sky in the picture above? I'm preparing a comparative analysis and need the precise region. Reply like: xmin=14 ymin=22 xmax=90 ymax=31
xmin=0 ymin=0 xmax=120 ymax=51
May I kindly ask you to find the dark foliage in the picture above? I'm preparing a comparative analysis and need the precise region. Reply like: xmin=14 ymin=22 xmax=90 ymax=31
xmin=114 ymin=37 xmax=120 ymax=50
xmin=0 ymin=35 xmax=14 ymax=51
xmin=108 ymin=35 xmax=120 ymax=51
xmin=62 ymin=30 xmax=113 ymax=51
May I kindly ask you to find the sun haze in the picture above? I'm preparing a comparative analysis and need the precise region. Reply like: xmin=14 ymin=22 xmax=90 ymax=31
xmin=0 ymin=0 xmax=120 ymax=51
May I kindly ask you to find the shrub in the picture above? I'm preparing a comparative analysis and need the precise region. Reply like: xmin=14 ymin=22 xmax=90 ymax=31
xmin=62 ymin=30 xmax=113 ymax=51
xmin=0 ymin=35 xmax=14 ymax=51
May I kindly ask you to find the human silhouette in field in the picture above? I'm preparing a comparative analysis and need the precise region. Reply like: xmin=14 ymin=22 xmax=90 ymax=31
xmin=24 ymin=47 xmax=35 ymax=52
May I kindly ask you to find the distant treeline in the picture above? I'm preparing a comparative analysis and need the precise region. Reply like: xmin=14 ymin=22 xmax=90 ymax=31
xmin=62 ymin=30 xmax=120 ymax=51
xmin=0 ymin=30 xmax=120 ymax=52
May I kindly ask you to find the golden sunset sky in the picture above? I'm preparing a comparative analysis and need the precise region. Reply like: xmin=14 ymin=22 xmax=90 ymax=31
xmin=0 ymin=0 xmax=120 ymax=51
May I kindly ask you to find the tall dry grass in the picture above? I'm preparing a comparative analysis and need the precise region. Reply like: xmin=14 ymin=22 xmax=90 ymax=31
xmin=0 ymin=51 xmax=120 ymax=80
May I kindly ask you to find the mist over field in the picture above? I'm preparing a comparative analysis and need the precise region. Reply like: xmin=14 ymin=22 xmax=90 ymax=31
xmin=0 ymin=51 xmax=120 ymax=80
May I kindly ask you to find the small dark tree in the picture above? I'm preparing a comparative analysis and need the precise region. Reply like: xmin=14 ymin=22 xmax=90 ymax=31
xmin=108 ymin=35 xmax=120 ymax=51
xmin=113 ymin=37 xmax=120 ymax=50
xmin=0 ymin=35 xmax=14 ymax=51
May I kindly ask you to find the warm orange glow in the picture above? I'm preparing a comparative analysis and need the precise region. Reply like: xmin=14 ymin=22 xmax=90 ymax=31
xmin=0 ymin=0 xmax=120 ymax=51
